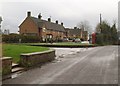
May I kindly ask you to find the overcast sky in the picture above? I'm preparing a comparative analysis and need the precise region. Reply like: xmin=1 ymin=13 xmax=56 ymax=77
xmin=0 ymin=0 xmax=119 ymax=33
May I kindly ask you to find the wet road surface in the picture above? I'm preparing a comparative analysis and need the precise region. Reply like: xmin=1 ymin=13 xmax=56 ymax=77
xmin=3 ymin=46 xmax=118 ymax=84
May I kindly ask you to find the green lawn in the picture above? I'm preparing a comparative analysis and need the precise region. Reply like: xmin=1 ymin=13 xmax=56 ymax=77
xmin=2 ymin=44 xmax=49 ymax=63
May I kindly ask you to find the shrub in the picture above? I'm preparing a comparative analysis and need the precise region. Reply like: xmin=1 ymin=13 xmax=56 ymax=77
xmin=96 ymin=33 xmax=104 ymax=45
xmin=2 ymin=34 xmax=42 ymax=43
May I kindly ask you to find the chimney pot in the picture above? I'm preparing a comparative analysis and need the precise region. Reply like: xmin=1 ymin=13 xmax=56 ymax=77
xmin=38 ymin=13 xmax=42 ymax=19
xmin=56 ymin=20 xmax=58 ymax=24
xmin=48 ymin=18 xmax=51 ymax=22
xmin=74 ymin=27 xmax=77 ymax=29
xmin=61 ymin=22 xmax=63 ymax=26
xmin=27 ymin=11 xmax=31 ymax=17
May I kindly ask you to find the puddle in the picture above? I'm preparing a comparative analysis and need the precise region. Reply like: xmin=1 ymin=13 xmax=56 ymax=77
xmin=52 ymin=59 xmax=62 ymax=63
xmin=2 ymin=72 xmax=23 ymax=81
xmin=11 ymin=72 xmax=22 ymax=79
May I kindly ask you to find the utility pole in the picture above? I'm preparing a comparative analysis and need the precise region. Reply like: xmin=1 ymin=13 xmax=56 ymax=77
xmin=100 ymin=13 xmax=102 ymax=33
xmin=0 ymin=16 xmax=2 ymax=35
xmin=0 ymin=16 xmax=2 ymax=28
xmin=100 ymin=14 xmax=102 ymax=25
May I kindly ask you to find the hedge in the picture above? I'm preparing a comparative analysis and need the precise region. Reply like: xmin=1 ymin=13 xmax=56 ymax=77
xmin=2 ymin=34 xmax=42 ymax=43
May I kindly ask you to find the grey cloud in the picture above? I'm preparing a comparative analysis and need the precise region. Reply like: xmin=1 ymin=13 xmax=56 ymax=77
xmin=0 ymin=0 xmax=118 ymax=33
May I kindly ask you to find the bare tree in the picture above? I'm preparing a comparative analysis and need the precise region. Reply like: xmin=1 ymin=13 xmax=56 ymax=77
xmin=77 ymin=20 xmax=92 ymax=33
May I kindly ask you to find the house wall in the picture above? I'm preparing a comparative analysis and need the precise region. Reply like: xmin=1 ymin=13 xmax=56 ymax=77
xmin=19 ymin=17 xmax=39 ymax=36
xmin=41 ymin=28 xmax=65 ymax=40
xmin=66 ymin=30 xmax=82 ymax=39
xmin=19 ymin=18 xmax=65 ymax=41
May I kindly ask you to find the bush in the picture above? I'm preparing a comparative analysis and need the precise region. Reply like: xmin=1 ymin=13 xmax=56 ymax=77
xmin=2 ymin=34 xmax=19 ymax=43
xmin=20 ymin=35 xmax=42 ymax=43
xmin=2 ymin=34 xmax=42 ymax=43
xmin=96 ymin=33 xmax=104 ymax=45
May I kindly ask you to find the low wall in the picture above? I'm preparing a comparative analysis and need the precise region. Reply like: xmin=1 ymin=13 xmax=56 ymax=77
xmin=2 ymin=57 xmax=12 ymax=75
xmin=20 ymin=49 xmax=56 ymax=67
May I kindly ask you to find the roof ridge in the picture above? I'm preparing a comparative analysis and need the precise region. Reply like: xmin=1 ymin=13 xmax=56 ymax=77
xmin=31 ymin=16 xmax=63 ymax=25
xmin=30 ymin=16 xmax=65 ymax=32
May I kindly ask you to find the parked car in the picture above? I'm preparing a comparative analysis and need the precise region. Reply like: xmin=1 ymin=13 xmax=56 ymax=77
xmin=74 ymin=38 xmax=81 ymax=43
xmin=63 ymin=38 xmax=69 ymax=42
xmin=68 ymin=38 xmax=73 ymax=42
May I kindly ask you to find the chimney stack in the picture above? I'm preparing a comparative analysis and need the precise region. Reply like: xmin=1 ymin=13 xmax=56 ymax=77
xmin=27 ymin=11 xmax=31 ymax=17
xmin=56 ymin=20 xmax=58 ymax=24
xmin=48 ymin=18 xmax=51 ymax=22
xmin=74 ymin=27 xmax=77 ymax=29
xmin=38 ymin=13 xmax=42 ymax=20
xmin=61 ymin=22 xmax=63 ymax=26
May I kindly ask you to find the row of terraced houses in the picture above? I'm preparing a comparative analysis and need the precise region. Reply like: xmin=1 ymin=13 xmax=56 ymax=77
xmin=19 ymin=11 xmax=88 ymax=41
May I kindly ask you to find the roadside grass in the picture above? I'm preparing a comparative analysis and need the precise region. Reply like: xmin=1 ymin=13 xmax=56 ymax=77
xmin=27 ymin=42 xmax=94 ymax=46
xmin=53 ymin=42 xmax=91 ymax=45
xmin=24 ymin=42 xmax=97 ymax=48
xmin=2 ymin=44 xmax=49 ymax=63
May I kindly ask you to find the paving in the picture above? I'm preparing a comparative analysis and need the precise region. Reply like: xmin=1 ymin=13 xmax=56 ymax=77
xmin=3 ymin=46 xmax=118 ymax=84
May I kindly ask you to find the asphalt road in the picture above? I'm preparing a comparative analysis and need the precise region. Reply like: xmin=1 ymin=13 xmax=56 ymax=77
xmin=3 ymin=46 xmax=118 ymax=84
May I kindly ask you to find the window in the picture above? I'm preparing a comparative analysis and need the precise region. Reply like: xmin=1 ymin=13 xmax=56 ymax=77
xmin=43 ymin=28 xmax=46 ymax=32
xmin=46 ymin=34 xmax=53 ymax=39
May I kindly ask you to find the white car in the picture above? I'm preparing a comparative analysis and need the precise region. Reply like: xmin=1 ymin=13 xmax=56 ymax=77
xmin=81 ymin=41 xmax=89 ymax=44
xmin=63 ymin=38 xmax=69 ymax=42
xmin=74 ymin=38 xmax=81 ymax=43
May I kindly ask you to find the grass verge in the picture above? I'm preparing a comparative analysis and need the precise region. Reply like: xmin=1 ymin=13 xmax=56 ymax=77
xmin=27 ymin=42 xmax=97 ymax=48
xmin=2 ymin=44 xmax=49 ymax=63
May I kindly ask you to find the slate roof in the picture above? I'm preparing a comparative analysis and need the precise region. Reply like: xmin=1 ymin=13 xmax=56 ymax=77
xmin=31 ymin=17 xmax=65 ymax=32
xmin=65 ymin=28 xmax=82 ymax=36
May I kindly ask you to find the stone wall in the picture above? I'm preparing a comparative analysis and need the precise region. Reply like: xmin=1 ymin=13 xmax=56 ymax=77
xmin=2 ymin=57 xmax=12 ymax=75
xmin=20 ymin=49 xmax=55 ymax=67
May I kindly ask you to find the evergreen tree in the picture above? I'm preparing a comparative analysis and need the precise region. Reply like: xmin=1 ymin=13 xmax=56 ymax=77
xmin=111 ymin=23 xmax=118 ymax=44
xmin=96 ymin=21 xmax=118 ymax=45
